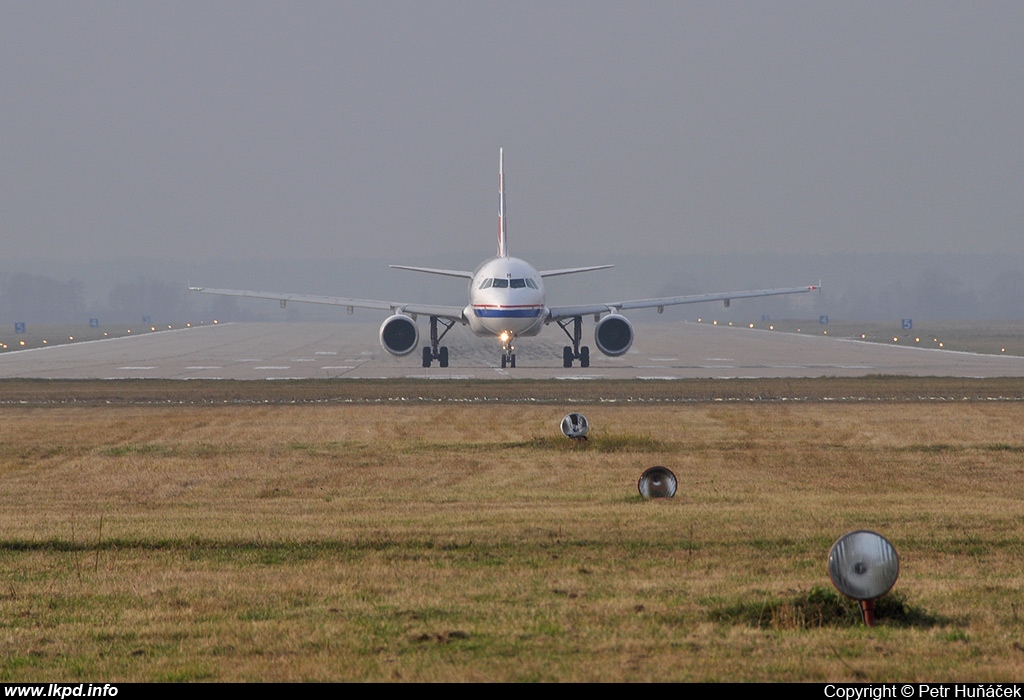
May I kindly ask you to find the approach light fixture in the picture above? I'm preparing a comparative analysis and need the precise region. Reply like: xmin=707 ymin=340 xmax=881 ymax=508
xmin=560 ymin=413 xmax=589 ymax=440
xmin=637 ymin=466 xmax=677 ymax=499
xmin=827 ymin=530 xmax=899 ymax=626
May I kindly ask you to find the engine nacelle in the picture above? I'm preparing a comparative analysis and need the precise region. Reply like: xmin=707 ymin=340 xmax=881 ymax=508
xmin=594 ymin=313 xmax=634 ymax=357
xmin=379 ymin=314 xmax=419 ymax=356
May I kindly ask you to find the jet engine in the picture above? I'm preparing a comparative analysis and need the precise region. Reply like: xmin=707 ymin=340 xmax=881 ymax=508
xmin=594 ymin=313 xmax=634 ymax=356
xmin=379 ymin=314 xmax=419 ymax=356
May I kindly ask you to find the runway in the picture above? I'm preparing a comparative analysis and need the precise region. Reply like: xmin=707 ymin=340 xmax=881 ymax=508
xmin=2 ymin=321 xmax=1023 ymax=380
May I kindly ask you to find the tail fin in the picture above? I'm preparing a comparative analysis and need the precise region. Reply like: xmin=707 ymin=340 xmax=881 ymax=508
xmin=497 ymin=147 xmax=507 ymax=257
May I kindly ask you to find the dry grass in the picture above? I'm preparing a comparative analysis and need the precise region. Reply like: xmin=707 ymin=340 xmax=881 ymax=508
xmin=1 ymin=394 xmax=1023 ymax=681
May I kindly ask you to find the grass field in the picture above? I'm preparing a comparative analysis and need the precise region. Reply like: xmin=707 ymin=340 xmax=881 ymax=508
xmin=1 ymin=379 xmax=1023 ymax=681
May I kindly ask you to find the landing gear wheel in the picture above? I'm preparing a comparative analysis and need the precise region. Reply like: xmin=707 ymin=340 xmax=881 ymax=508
xmin=425 ymin=316 xmax=455 ymax=369
xmin=557 ymin=317 xmax=589 ymax=369
xmin=500 ymin=354 xmax=507 ymax=369
xmin=510 ymin=353 xmax=516 ymax=368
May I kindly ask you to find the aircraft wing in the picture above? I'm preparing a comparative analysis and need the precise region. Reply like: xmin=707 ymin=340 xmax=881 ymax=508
xmin=546 ymin=285 xmax=819 ymax=321
xmin=188 ymin=287 xmax=466 ymax=322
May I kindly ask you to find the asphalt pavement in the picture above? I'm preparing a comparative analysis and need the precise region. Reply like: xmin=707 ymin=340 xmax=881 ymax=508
xmin=2 ymin=321 xmax=1023 ymax=380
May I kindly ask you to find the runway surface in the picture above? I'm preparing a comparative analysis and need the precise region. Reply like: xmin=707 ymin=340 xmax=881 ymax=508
xmin=2 ymin=321 xmax=1023 ymax=380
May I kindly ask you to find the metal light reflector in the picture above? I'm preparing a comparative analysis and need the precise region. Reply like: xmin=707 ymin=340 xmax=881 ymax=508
xmin=561 ymin=413 xmax=589 ymax=439
xmin=828 ymin=530 xmax=899 ymax=625
xmin=637 ymin=466 xmax=677 ymax=499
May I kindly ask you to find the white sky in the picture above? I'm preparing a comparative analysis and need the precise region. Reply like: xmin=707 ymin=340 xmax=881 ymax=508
xmin=3 ymin=2 xmax=1022 ymax=265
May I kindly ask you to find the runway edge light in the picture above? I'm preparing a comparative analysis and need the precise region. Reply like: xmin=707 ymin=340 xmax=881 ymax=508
xmin=637 ymin=466 xmax=677 ymax=499
xmin=827 ymin=530 xmax=899 ymax=626
xmin=560 ymin=413 xmax=589 ymax=440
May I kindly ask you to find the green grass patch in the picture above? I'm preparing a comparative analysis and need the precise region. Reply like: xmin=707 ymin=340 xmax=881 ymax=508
xmin=707 ymin=587 xmax=943 ymax=629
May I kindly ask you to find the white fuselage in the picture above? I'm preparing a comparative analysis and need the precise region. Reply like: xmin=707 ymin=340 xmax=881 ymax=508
xmin=464 ymin=256 xmax=547 ymax=339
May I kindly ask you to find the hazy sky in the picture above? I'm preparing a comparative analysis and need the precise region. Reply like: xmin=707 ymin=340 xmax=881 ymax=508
xmin=3 ymin=2 xmax=1022 ymax=266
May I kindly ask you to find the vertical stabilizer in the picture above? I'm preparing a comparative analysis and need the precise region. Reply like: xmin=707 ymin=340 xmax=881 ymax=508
xmin=497 ymin=147 xmax=507 ymax=257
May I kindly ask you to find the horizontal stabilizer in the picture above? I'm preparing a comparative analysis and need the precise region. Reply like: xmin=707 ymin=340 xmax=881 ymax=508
xmin=389 ymin=265 xmax=474 ymax=279
xmin=539 ymin=264 xmax=614 ymax=278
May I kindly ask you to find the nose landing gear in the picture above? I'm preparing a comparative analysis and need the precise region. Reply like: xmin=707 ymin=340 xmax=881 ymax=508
xmin=499 ymin=331 xmax=516 ymax=369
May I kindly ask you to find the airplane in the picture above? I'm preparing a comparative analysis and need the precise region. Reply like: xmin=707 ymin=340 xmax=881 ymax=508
xmin=190 ymin=149 xmax=818 ymax=369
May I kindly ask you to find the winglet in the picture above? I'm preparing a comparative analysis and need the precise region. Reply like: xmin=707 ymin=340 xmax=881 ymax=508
xmin=497 ymin=147 xmax=507 ymax=258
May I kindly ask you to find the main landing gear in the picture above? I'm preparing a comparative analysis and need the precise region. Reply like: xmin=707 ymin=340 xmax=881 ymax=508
xmin=557 ymin=316 xmax=590 ymax=368
xmin=422 ymin=316 xmax=454 ymax=368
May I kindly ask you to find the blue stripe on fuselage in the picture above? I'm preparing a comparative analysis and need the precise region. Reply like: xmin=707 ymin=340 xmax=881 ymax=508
xmin=473 ymin=306 xmax=543 ymax=318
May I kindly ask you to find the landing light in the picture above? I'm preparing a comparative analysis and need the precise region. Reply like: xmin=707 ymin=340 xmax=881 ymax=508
xmin=499 ymin=331 xmax=511 ymax=343
xmin=828 ymin=530 xmax=899 ymax=626
xmin=749 ymin=323 xmax=754 ymax=328
xmin=637 ymin=466 xmax=677 ymax=499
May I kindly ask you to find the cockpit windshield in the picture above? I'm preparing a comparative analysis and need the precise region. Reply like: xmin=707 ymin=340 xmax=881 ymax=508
xmin=478 ymin=277 xmax=539 ymax=290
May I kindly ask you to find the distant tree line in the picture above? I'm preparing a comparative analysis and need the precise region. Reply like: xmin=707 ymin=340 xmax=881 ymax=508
xmin=0 ymin=273 xmax=86 ymax=323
